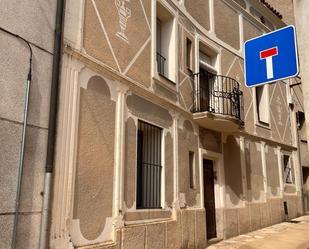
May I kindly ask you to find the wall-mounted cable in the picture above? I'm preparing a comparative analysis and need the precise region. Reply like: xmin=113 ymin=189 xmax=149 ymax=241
xmin=0 ymin=26 xmax=33 ymax=249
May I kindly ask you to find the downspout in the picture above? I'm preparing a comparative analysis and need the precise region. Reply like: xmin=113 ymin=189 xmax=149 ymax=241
xmin=39 ymin=0 xmax=66 ymax=248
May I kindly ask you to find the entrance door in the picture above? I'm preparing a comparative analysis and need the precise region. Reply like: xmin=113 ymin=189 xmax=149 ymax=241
xmin=203 ymin=159 xmax=217 ymax=239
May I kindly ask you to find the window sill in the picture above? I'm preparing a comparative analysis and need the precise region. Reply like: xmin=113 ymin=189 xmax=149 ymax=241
xmin=284 ymin=182 xmax=295 ymax=186
xmin=124 ymin=217 xmax=173 ymax=226
xmin=123 ymin=209 xmax=172 ymax=223
xmin=153 ymin=72 xmax=177 ymax=94
xmin=256 ymin=122 xmax=271 ymax=130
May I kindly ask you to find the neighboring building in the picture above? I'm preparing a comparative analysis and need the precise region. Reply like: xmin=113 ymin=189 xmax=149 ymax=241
xmin=48 ymin=0 xmax=306 ymax=249
xmin=0 ymin=1 xmax=58 ymax=249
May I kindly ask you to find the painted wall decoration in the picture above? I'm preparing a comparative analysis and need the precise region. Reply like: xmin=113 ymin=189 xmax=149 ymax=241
xmin=115 ymin=0 xmax=131 ymax=43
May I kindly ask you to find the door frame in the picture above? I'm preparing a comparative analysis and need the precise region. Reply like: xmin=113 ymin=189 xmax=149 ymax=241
xmin=199 ymin=148 xmax=225 ymax=240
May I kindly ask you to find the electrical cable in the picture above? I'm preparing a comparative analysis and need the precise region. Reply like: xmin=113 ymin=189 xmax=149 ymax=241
xmin=0 ymin=26 xmax=33 ymax=249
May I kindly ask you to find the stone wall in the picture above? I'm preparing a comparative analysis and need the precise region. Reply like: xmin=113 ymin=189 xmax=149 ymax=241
xmin=0 ymin=0 xmax=57 ymax=248
xmin=76 ymin=210 xmax=206 ymax=249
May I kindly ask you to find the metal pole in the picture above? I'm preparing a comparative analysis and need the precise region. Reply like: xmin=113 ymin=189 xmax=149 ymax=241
xmin=12 ymin=74 xmax=32 ymax=249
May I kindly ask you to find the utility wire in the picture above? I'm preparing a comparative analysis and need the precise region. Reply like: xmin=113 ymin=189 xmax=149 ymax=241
xmin=0 ymin=26 xmax=33 ymax=249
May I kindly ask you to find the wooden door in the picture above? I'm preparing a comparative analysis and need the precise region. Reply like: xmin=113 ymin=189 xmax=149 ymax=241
xmin=203 ymin=159 xmax=217 ymax=239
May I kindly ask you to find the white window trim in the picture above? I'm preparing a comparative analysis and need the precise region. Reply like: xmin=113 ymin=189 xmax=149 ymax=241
xmin=197 ymin=35 xmax=221 ymax=74
xmin=281 ymin=151 xmax=294 ymax=185
xmin=254 ymin=84 xmax=271 ymax=129
xmin=134 ymin=117 xmax=166 ymax=210
xmin=151 ymin=0 xmax=178 ymax=91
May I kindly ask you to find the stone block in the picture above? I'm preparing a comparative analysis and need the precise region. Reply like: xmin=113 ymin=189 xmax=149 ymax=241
xmin=146 ymin=223 xmax=165 ymax=249
xmin=19 ymin=127 xmax=47 ymax=212
xmin=0 ymin=215 xmax=14 ymax=249
xmin=215 ymin=208 xmax=224 ymax=239
xmin=195 ymin=210 xmax=207 ymax=249
xmin=0 ymin=0 xmax=56 ymax=52
xmin=167 ymin=215 xmax=182 ymax=249
xmin=224 ymin=209 xmax=239 ymax=239
xmin=122 ymin=226 xmax=146 ymax=249
xmin=0 ymin=120 xmax=22 ymax=213
xmin=249 ymin=204 xmax=261 ymax=231
xmin=0 ymin=124 xmax=45 ymax=214
xmin=181 ymin=210 xmax=195 ymax=249
xmin=238 ymin=207 xmax=251 ymax=234
xmin=269 ymin=198 xmax=282 ymax=225
xmin=16 ymin=213 xmax=41 ymax=249
xmin=0 ymin=36 xmax=53 ymax=128
xmin=260 ymin=203 xmax=271 ymax=228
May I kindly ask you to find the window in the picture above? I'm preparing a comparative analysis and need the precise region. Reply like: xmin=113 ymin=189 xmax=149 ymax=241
xmin=156 ymin=2 xmax=176 ymax=81
xmin=296 ymin=111 xmax=307 ymax=141
xmin=189 ymin=151 xmax=195 ymax=189
xmin=256 ymin=85 xmax=270 ymax=125
xmin=186 ymin=38 xmax=193 ymax=71
xmin=136 ymin=120 xmax=163 ymax=209
xmin=283 ymin=154 xmax=293 ymax=184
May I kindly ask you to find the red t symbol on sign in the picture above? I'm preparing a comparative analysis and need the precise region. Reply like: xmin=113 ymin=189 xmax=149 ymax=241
xmin=260 ymin=47 xmax=278 ymax=79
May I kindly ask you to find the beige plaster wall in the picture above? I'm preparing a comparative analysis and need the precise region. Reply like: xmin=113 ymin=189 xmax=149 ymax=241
xmin=214 ymin=0 xmax=240 ymax=50
xmin=223 ymin=196 xmax=301 ymax=239
xmin=124 ymin=117 xmax=137 ymax=209
xmin=76 ymin=210 xmax=206 ymax=249
xmin=127 ymin=94 xmax=173 ymax=129
xmin=165 ymin=132 xmax=174 ymax=207
xmin=265 ymin=146 xmax=280 ymax=196
xmin=223 ymin=135 xmax=243 ymax=206
xmin=184 ymin=0 xmax=210 ymax=31
xmin=73 ymin=76 xmax=115 ymax=240
xmin=83 ymin=0 xmax=151 ymax=87
xmin=178 ymin=120 xmax=200 ymax=207
xmin=125 ymin=94 xmax=173 ymax=219
xmin=245 ymin=140 xmax=264 ymax=202
xmin=267 ymin=0 xmax=295 ymax=25
xmin=243 ymin=18 xmax=263 ymax=43
xmin=199 ymin=127 xmax=222 ymax=153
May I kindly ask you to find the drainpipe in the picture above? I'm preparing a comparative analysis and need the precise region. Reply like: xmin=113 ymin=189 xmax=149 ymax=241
xmin=39 ymin=0 xmax=66 ymax=248
xmin=0 ymin=27 xmax=33 ymax=249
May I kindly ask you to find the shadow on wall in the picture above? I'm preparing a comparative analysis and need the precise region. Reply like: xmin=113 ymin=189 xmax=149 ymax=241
xmin=245 ymin=141 xmax=264 ymax=202
xmin=223 ymin=135 xmax=243 ymax=206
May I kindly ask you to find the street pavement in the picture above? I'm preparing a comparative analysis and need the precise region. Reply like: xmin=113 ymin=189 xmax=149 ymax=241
xmin=207 ymin=215 xmax=309 ymax=249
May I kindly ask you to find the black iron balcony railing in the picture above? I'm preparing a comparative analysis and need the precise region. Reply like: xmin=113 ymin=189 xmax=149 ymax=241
xmin=192 ymin=70 xmax=244 ymax=122
xmin=156 ymin=52 xmax=166 ymax=76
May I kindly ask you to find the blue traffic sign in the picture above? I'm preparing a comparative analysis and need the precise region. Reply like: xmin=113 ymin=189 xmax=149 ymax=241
xmin=244 ymin=25 xmax=299 ymax=87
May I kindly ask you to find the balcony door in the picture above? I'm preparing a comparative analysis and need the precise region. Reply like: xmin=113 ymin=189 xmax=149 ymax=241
xmin=199 ymin=68 xmax=214 ymax=112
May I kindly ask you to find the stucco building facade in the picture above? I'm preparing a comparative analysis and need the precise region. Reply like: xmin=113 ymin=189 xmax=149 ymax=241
xmin=0 ymin=1 xmax=58 ymax=249
xmin=1 ymin=0 xmax=308 ymax=249
xmin=48 ymin=0 xmax=306 ymax=249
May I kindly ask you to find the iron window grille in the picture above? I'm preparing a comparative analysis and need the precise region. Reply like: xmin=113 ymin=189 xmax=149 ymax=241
xmin=136 ymin=120 xmax=163 ymax=209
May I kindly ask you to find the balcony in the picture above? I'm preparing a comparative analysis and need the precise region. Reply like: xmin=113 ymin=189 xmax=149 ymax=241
xmin=192 ymin=70 xmax=244 ymax=132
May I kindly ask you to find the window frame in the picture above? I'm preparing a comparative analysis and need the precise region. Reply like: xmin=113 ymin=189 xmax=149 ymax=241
xmin=282 ymin=152 xmax=294 ymax=185
xmin=254 ymin=84 xmax=271 ymax=128
xmin=135 ymin=119 xmax=165 ymax=210
xmin=152 ymin=0 xmax=178 ymax=89
xmin=189 ymin=150 xmax=196 ymax=189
